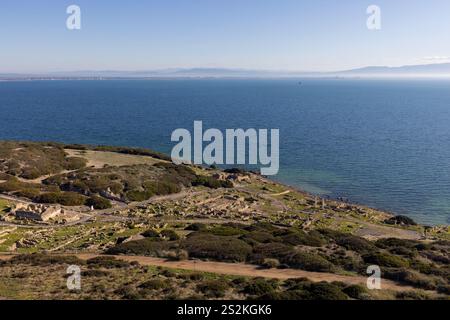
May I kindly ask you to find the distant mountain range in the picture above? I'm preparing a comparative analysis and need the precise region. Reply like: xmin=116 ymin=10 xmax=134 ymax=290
xmin=2 ymin=63 xmax=450 ymax=79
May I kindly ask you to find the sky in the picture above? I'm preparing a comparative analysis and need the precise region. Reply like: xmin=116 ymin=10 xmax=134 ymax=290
xmin=1 ymin=0 xmax=450 ymax=73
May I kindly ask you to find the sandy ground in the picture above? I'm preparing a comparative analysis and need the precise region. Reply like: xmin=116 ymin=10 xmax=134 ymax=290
xmin=65 ymin=149 xmax=164 ymax=168
xmin=1 ymin=253 xmax=418 ymax=292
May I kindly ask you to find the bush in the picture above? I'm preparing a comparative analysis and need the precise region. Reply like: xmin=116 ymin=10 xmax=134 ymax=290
xmin=183 ymin=233 xmax=252 ymax=262
xmin=143 ymin=181 xmax=181 ymax=195
xmin=320 ymin=229 xmax=376 ymax=254
xmin=165 ymin=249 xmax=189 ymax=261
xmin=302 ymin=282 xmax=349 ymax=300
xmin=160 ymin=229 xmax=180 ymax=241
xmin=384 ymin=215 xmax=417 ymax=226
xmin=197 ymin=280 xmax=229 ymax=298
xmin=192 ymin=176 xmax=233 ymax=189
xmin=342 ymin=285 xmax=368 ymax=300
xmin=282 ymin=251 xmax=334 ymax=272
xmin=139 ymin=279 xmax=170 ymax=290
xmin=362 ymin=252 xmax=409 ymax=268
xmin=243 ymin=279 xmax=278 ymax=296
xmin=9 ymin=254 xmax=85 ymax=266
xmin=14 ymin=188 xmax=41 ymax=199
xmin=185 ymin=223 xmax=207 ymax=231
xmin=106 ymin=238 xmax=177 ymax=256
xmin=240 ymin=231 xmax=277 ymax=245
xmin=34 ymin=191 xmax=87 ymax=206
xmin=126 ymin=190 xmax=153 ymax=202
xmin=383 ymin=268 xmax=438 ymax=290
xmin=81 ymin=269 xmax=110 ymax=277
xmin=141 ymin=229 xmax=160 ymax=238
xmin=86 ymin=256 xmax=132 ymax=269
xmin=277 ymin=229 xmax=326 ymax=247
xmin=206 ymin=225 xmax=245 ymax=236
xmin=64 ymin=157 xmax=87 ymax=170
xmin=261 ymin=258 xmax=280 ymax=269
xmin=85 ymin=196 xmax=112 ymax=209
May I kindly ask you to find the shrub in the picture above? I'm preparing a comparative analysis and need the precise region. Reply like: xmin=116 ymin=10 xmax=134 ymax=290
xmin=183 ymin=233 xmax=252 ymax=262
xmin=86 ymin=256 xmax=131 ymax=269
xmin=81 ymin=269 xmax=110 ymax=277
xmin=64 ymin=157 xmax=87 ymax=170
xmin=395 ymin=291 xmax=430 ymax=300
xmin=302 ymin=282 xmax=349 ymax=300
xmin=384 ymin=215 xmax=417 ymax=226
xmin=34 ymin=192 xmax=87 ymax=206
xmin=185 ymin=223 xmax=207 ymax=231
xmin=139 ymin=279 xmax=170 ymax=290
xmin=362 ymin=252 xmax=409 ymax=268
xmin=85 ymin=196 xmax=112 ymax=209
xmin=9 ymin=254 xmax=85 ymax=266
xmin=160 ymin=229 xmax=180 ymax=241
xmin=320 ymin=229 xmax=376 ymax=254
xmin=192 ymin=176 xmax=233 ymax=189
xmin=282 ymin=251 xmax=334 ymax=272
xmin=14 ymin=188 xmax=41 ymax=199
xmin=240 ymin=231 xmax=277 ymax=245
xmin=106 ymin=238 xmax=177 ymax=256
xmin=206 ymin=225 xmax=245 ymax=236
xmin=143 ymin=181 xmax=181 ymax=195
xmin=126 ymin=190 xmax=153 ymax=202
xmin=383 ymin=268 xmax=438 ymax=290
xmin=141 ymin=229 xmax=160 ymax=238
xmin=277 ymin=230 xmax=326 ymax=247
xmin=197 ymin=280 xmax=229 ymax=298
xmin=342 ymin=285 xmax=368 ymax=300
xmin=261 ymin=258 xmax=280 ymax=269
xmin=243 ymin=279 xmax=278 ymax=296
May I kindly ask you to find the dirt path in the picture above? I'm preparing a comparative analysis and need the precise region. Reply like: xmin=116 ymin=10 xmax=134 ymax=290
xmin=68 ymin=254 xmax=416 ymax=292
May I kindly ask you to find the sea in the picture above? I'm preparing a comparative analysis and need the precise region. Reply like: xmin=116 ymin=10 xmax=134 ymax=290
xmin=1 ymin=78 xmax=449 ymax=225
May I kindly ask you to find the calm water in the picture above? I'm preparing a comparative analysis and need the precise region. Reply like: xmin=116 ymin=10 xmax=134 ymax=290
xmin=0 ymin=79 xmax=449 ymax=225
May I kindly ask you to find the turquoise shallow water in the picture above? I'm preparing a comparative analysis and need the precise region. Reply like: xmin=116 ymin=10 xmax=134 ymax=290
xmin=0 ymin=79 xmax=449 ymax=225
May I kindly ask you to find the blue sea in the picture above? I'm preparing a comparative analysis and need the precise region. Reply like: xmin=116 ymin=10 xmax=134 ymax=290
xmin=1 ymin=79 xmax=449 ymax=225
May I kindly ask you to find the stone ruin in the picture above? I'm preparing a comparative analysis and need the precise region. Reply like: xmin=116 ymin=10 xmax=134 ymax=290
xmin=12 ymin=203 xmax=63 ymax=222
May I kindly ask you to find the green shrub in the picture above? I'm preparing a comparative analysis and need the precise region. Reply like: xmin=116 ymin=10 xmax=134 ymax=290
xmin=342 ymin=285 xmax=368 ymax=300
xmin=320 ymin=229 xmax=376 ymax=254
xmin=197 ymin=280 xmax=229 ymax=298
xmin=243 ymin=279 xmax=278 ymax=296
xmin=207 ymin=225 xmax=245 ymax=236
xmin=139 ymin=279 xmax=170 ymax=290
xmin=14 ymin=188 xmax=41 ymax=199
xmin=240 ymin=231 xmax=277 ymax=245
xmin=160 ymin=229 xmax=180 ymax=241
xmin=383 ymin=268 xmax=438 ymax=290
xmin=34 ymin=191 xmax=87 ymax=206
xmin=141 ymin=229 xmax=160 ymax=238
xmin=277 ymin=229 xmax=326 ymax=247
xmin=64 ymin=157 xmax=87 ymax=170
xmin=185 ymin=223 xmax=207 ymax=231
xmin=86 ymin=256 xmax=131 ymax=269
xmin=143 ymin=181 xmax=181 ymax=195
xmin=126 ymin=190 xmax=153 ymax=202
xmin=81 ymin=269 xmax=110 ymax=277
xmin=384 ymin=215 xmax=417 ymax=226
xmin=9 ymin=254 xmax=85 ymax=266
xmin=302 ymin=282 xmax=349 ymax=300
xmin=106 ymin=238 xmax=177 ymax=256
xmin=183 ymin=233 xmax=252 ymax=262
xmin=85 ymin=196 xmax=112 ymax=209
xmin=282 ymin=251 xmax=334 ymax=272
xmin=362 ymin=252 xmax=409 ymax=268
xmin=192 ymin=176 xmax=233 ymax=189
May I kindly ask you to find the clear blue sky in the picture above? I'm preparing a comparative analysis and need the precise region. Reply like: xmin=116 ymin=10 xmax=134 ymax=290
xmin=1 ymin=0 xmax=450 ymax=73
